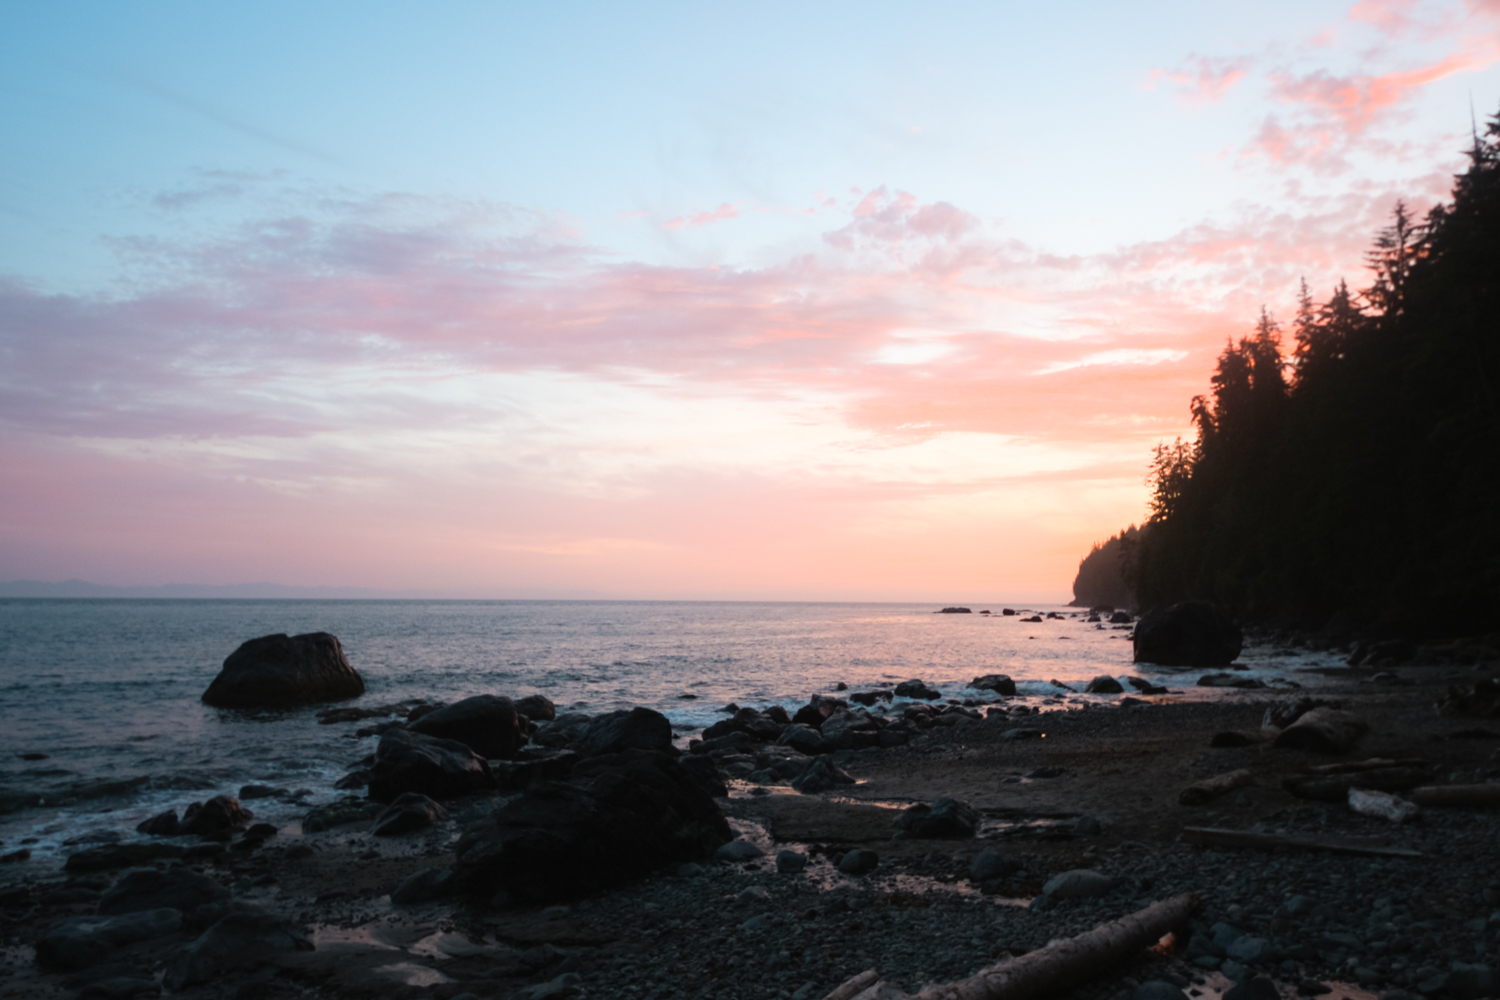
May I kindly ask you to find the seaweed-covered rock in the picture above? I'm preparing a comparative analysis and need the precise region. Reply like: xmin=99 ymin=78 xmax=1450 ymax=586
xmin=453 ymin=749 xmax=731 ymax=903
xmin=201 ymin=632 xmax=364 ymax=708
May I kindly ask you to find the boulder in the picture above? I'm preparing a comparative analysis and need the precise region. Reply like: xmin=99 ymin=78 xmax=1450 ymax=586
xmin=573 ymin=707 xmax=673 ymax=757
xmin=452 ymin=749 xmax=731 ymax=903
xmin=820 ymin=707 xmax=879 ymax=750
xmin=302 ymin=797 xmax=381 ymax=832
xmin=74 ymin=970 xmax=162 ymax=1000
xmin=677 ymin=754 xmax=727 ymax=798
xmin=714 ymin=839 xmax=764 ymax=862
xmin=389 ymin=867 xmax=461 ymax=905
xmin=969 ymin=847 xmax=1019 ymax=881
xmin=35 ymin=909 xmax=183 ymax=969
xmin=702 ymin=707 xmax=782 ymax=742
xmin=776 ymin=850 xmax=808 ymax=873
xmin=790 ymin=695 xmax=845 ymax=729
xmin=838 ymin=849 xmax=879 ymax=874
xmin=366 ymin=728 xmax=497 ymax=803
xmin=493 ymin=749 xmax=582 ymax=791
xmin=1084 ymin=675 xmax=1124 ymax=694
xmin=409 ymin=694 xmax=525 ymax=760
xmin=894 ymin=679 xmax=942 ymax=700
xmin=64 ymin=844 xmax=184 ymax=873
xmin=180 ymin=796 xmax=253 ymax=839
xmin=971 ymin=674 xmax=1017 ymax=696
xmin=791 ymin=756 xmax=855 ymax=794
xmin=775 ymin=724 xmax=826 ymax=755
xmin=848 ymin=690 xmax=893 ymax=706
xmin=514 ymin=694 xmax=557 ymax=723
xmin=161 ymin=909 xmax=312 ymax=990
xmin=135 ymin=810 xmax=179 ymax=837
xmin=1133 ymin=602 xmax=1242 ymax=666
xmin=371 ymin=792 xmax=448 ymax=836
xmin=97 ymin=869 xmax=229 ymax=917
xmin=533 ymin=712 xmax=592 ymax=749
xmin=201 ymin=632 xmax=364 ymax=708
xmin=894 ymin=798 xmax=979 ymax=839
xmin=1273 ymin=708 xmax=1367 ymax=754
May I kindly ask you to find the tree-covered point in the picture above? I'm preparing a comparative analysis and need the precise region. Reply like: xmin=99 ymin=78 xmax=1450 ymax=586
xmin=1123 ymin=109 xmax=1500 ymax=634
xmin=1070 ymin=525 xmax=1144 ymax=609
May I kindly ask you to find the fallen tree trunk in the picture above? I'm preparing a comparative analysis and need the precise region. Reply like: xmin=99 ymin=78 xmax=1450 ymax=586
xmin=1283 ymin=767 xmax=1434 ymax=802
xmin=1407 ymin=784 xmax=1500 ymax=808
xmin=1179 ymin=769 xmax=1254 ymax=805
xmin=1181 ymin=826 xmax=1422 ymax=858
xmin=821 ymin=893 xmax=1199 ymax=1000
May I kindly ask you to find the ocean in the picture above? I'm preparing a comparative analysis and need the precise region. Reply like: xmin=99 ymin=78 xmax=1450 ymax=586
xmin=0 ymin=599 xmax=1334 ymax=866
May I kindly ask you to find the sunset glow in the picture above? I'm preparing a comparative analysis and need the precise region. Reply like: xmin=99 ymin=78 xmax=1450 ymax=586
xmin=2 ymin=0 xmax=1497 ymax=599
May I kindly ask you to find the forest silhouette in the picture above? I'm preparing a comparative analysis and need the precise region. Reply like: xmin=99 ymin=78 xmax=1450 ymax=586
xmin=1075 ymin=109 xmax=1500 ymax=635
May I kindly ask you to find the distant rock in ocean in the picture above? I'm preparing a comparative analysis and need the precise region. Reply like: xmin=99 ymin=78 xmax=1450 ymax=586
xmin=201 ymin=632 xmax=365 ymax=708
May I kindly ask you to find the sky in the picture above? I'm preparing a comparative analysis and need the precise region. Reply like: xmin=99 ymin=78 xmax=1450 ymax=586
xmin=1 ymin=0 xmax=1497 ymax=601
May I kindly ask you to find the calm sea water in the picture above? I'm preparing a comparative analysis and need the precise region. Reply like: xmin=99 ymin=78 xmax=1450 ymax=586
xmin=0 ymin=599 xmax=1331 ymax=865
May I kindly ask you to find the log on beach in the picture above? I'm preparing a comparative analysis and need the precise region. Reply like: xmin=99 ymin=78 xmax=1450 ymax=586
xmin=821 ymin=893 xmax=1199 ymax=1000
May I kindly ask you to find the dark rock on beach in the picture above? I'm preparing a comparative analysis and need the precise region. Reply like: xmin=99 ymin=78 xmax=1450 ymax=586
xmin=134 ymin=810 xmax=180 ymax=837
xmin=302 ymin=797 xmax=382 ymax=833
xmin=1085 ymin=675 xmax=1125 ymax=694
xmin=1133 ymin=601 xmax=1243 ymax=666
xmin=36 ymin=908 xmax=183 ymax=969
xmin=971 ymin=673 xmax=1017 ymax=695
xmin=408 ymin=694 xmax=525 ymax=759
xmin=366 ymin=727 xmax=496 ymax=803
xmin=894 ymin=679 xmax=942 ymax=700
xmin=893 ymin=797 xmax=979 ymax=839
xmin=453 ymin=748 xmax=731 ymax=903
xmin=493 ymin=748 xmax=582 ymax=791
xmin=162 ymin=909 xmax=312 ymax=990
xmin=201 ymin=631 xmax=364 ymax=708
xmin=372 ymin=791 xmax=448 ymax=836
xmin=97 ymin=869 xmax=230 ymax=916
xmin=64 ymin=843 xmax=185 ymax=873
xmin=179 ymin=795 xmax=252 ymax=840
xmin=574 ymin=707 xmax=674 ymax=757
xmin=514 ymin=694 xmax=557 ymax=722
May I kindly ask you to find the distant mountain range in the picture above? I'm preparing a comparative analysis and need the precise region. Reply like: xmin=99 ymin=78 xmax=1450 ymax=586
xmin=0 ymin=579 xmax=609 ymax=600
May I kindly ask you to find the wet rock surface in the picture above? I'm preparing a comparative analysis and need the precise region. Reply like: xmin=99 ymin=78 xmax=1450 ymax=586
xmin=4 ymin=659 xmax=1500 ymax=1000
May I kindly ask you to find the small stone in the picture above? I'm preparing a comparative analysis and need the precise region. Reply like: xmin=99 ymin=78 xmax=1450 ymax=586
xmin=1222 ymin=975 xmax=1276 ymax=999
xmin=838 ymin=849 xmax=879 ymax=874
xmin=1073 ymin=815 xmax=1103 ymax=836
xmin=969 ymin=847 xmax=1019 ymax=881
xmin=1135 ymin=981 xmax=1190 ymax=1000
xmin=675 ymin=862 xmax=704 ymax=878
xmin=775 ymin=850 xmax=807 ymax=874
xmin=714 ymin=839 xmax=764 ymax=862
xmin=1041 ymin=869 xmax=1115 ymax=899
xmin=735 ymin=886 xmax=770 ymax=904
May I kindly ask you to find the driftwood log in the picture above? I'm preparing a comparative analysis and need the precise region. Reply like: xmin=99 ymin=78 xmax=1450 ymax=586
xmin=1181 ymin=826 xmax=1422 ymax=858
xmin=821 ymin=893 xmax=1199 ymax=1000
xmin=1179 ymin=769 xmax=1254 ymax=805
xmin=1272 ymin=708 xmax=1367 ymax=754
xmin=1304 ymin=757 xmax=1430 ymax=774
xmin=1283 ymin=767 xmax=1435 ymax=802
xmin=1407 ymin=784 xmax=1500 ymax=808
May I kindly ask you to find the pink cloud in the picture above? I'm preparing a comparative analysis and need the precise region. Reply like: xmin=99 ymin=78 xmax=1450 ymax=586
xmin=663 ymin=202 xmax=740 ymax=230
xmin=1148 ymin=56 xmax=1253 ymax=104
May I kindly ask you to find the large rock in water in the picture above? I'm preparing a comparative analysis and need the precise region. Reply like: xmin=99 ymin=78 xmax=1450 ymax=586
xmin=1133 ymin=602 xmax=1242 ymax=667
xmin=453 ymin=749 xmax=731 ymax=903
xmin=408 ymin=695 xmax=524 ymax=760
xmin=201 ymin=632 xmax=364 ymax=708
xmin=366 ymin=728 xmax=496 ymax=803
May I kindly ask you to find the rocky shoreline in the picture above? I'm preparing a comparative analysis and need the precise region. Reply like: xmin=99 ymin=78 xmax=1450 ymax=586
xmin=2 ymin=632 xmax=1499 ymax=1000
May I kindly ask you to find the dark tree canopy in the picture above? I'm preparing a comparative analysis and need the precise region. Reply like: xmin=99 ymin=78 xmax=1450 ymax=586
xmin=1070 ymin=524 xmax=1144 ymax=609
xmin=1116 ymin=108 xmax=1500 ymax=634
